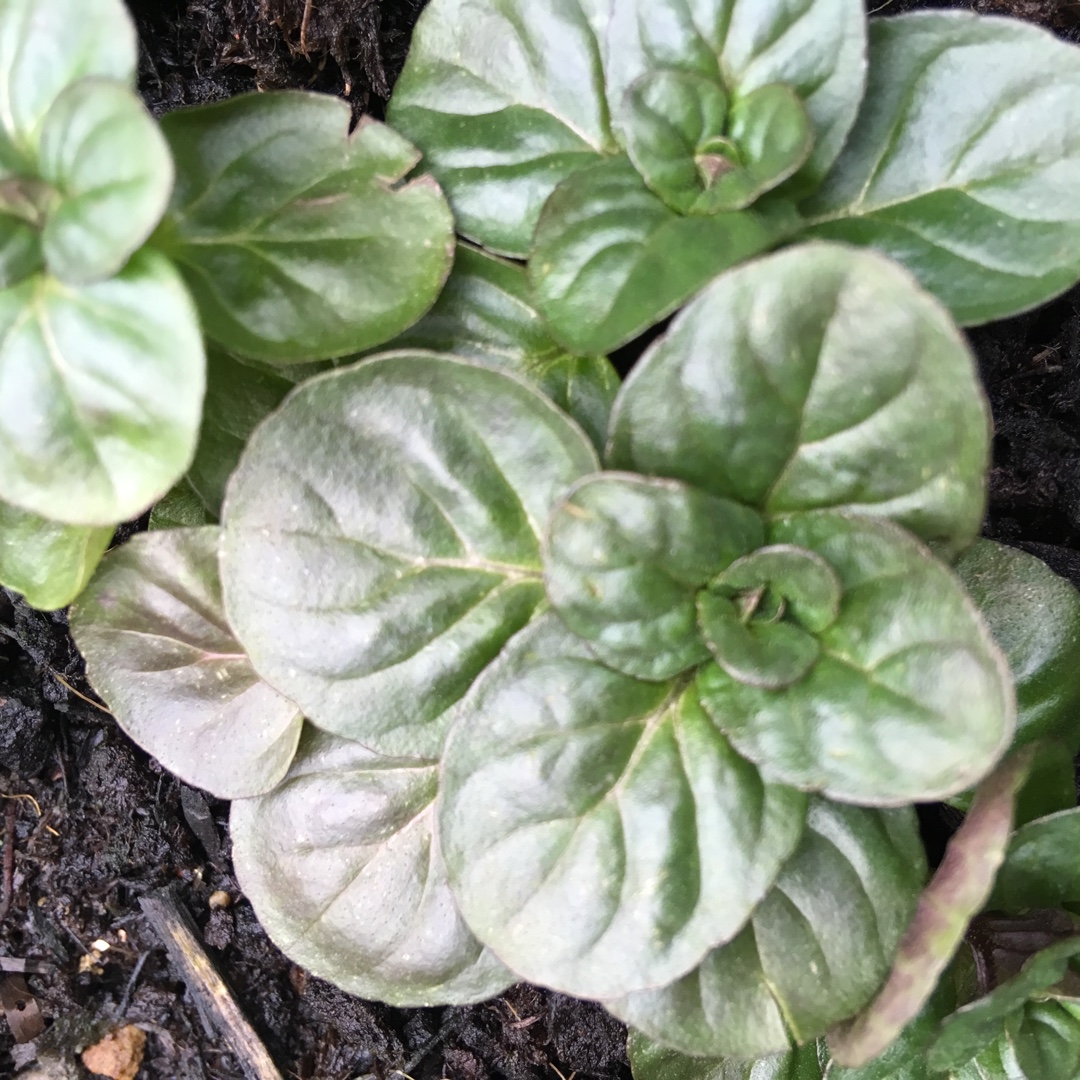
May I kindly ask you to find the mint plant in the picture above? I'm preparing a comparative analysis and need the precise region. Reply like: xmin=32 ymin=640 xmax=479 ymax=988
xmin=388 ymin=0 xmax=1080 ymax=354
xmin=70 ymin=241 xmax=1080 ymax=1065
xmin=0 ymin=0 xmax=456 ymax=610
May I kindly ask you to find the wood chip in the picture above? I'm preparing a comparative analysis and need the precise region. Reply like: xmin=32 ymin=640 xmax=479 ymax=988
xmin=81 ymin=1024 xmax=146 ymax=1080
xmin=0 ymin=973 xmax=44 ymax=1042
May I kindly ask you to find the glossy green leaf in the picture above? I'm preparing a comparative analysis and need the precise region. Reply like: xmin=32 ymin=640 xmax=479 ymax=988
xmin=37 ymin=78 xmax=172 ymax=284
xmin=989 ymin=809 xmax=1080 ymax=913
xmin=221 ymin=353 xmax=598 ymax=758
xmin=829 ymin=751 xmax=1031 ymax=1068
xmin=158 ymin=94 xmax=454 ymax=362
xmin=803 ymin=12 xmax=1080 ymax=326
xmin=0 ymin=249 xmax=206 ymax=526
xmin=954 ymin=539 xmax=1080 ymax=750
xmin=0 ymin=0 xmax=136 ymax=174
xmin=530 ymin=157 xmax=776 ymax=355
xmin=543 ymin=473 xmax=764 ymax=679
xmin=377 ymin=244 xmax=620 ymax=451
xmin=698 ymin=512 xmax=1014 ymax=806
xmin=148 ymin=480 xmax=213 ymax=531
xmin=230 ymin=727 xmax=514 ymax=1006
xmin=610 ymin=800 xmax=924 ymax=1056
xmin=621 ymin=70 xmax=731 ymax=213
xmin=604 ymin=0 xmax=866 ymax=190
xmin=0 ymin=500 xmax=111 ymax=610
xmin=70 ymin=527 xmax=303 ymax=800
xmin=929 ymin=937 xmax=1080 ymax=1072
xmin=438 ymin=614 xmax=808 ymax=1000
xmin=627 ymin=1029 xmax=825 ymax=1080
xmin=387 ymin=0 xmax=613 ymax=256
xmin=1008 ymin=1000 xmax=1080 ymax=1080
xmin=188 ymin=351 xmax=300 ymax=516
xmin=607 ymin=243 xmax=990 ymax=554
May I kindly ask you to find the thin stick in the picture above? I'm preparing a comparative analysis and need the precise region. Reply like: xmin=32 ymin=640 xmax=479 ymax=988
xmin=140 ymin=887 xmax=283 ymax=1080
xmin=0 ymin=801 xmax=17 ymax=926
xmin=49 ymin=670 xmax=110 ymax=714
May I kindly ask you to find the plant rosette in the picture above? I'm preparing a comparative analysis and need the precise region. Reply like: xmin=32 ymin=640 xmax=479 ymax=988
xmin=389 ymin=0 xmax=1080 ymax=354
xmin=75 ymin=243 xmax=1019 ymax=1049
xmin=0 ymin=0 xmax=456 ymax=610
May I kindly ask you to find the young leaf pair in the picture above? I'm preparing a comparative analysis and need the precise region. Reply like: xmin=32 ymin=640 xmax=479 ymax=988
xmin=0 ymin=0 xmax=455 ymax=609
xmin=389 ymin=0 xmax=1080 ymax=354
xmin=71 ymin=243 xmax=1074 ymax=1067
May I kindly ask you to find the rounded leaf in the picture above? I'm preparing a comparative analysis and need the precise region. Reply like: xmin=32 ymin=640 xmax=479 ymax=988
xmin=0 ymin=0 xmax=136 ymax=173
xmin=627 ymin=1029 xmax=825 ymax=1080
xmin=438 ymin=614 xmax=808 ymax=1000
xmin=604 ymin=0 xmax=866 ymax=191
xmin=221 ymin=353 xmax=598 ymax=758
xmin=0 ymin=500 xmax=111 ymax=611
xmin=148 ymin=480 xmax=213 ymax=531
xmin=70 ymin=528 xmax=303 ymax=800
xmin=38 ymin=78 xmax=173 ymax=284
xmin=231 ymin=727 xmax=514 ymax=1007
xmin=530 ymin=157 xmax=776 ymax=355
xmin=610 ymin=800 xmax=925 ymax=1057
xmin=803 ymin=13 xmax=1080 ymax=325
xmin=954 ymin=539 xmax=1080 ymax=751
xmin=544 ymin=473 xmax=764 ymax=680
xmin=698 ymin=512 xmax=1014 ymax=805
xmin=607 ymin=243 xmax=991 ymax=553
xmin=989 ymin=809 xmax=1080 ymax=913
xmin=0 ymin=250 xmax=206 ymax=526
xmin=376 ymin=244 xmax=620 ymax=451
xmin=387 ymin=0 xmax=613 ymax=256
xmin=159 ymin=93 xmax=454 ymax=362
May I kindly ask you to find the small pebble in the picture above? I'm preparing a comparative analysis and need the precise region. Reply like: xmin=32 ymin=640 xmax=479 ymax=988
xmin=208 ymin=889 xmax=232 ymax=910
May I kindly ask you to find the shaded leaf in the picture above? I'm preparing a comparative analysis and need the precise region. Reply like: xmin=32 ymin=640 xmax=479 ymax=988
xmin=627 ymin=1028 xmax=825 ymax=1080
xmin=388 ymin=0 xmax=613 ymax=255
xmin=607 ymin=243 xmax=990 ymax=554
xmin=530 ymin=157 xmax=776 ymax=355
xmin=230 ymin=727 xmax=514 ymax=1006
xmin=828 ymin=751 xmax=1031 ymax=1068
xmin=989 ymin=808 xmax=1080 ymax=913
xmin=38 ymin=78 xmax=172 ymax=283
xmin=0 ymin=250 xmax=205 ymax=526
xmin=148 ymin=480 xmax=214 ymax=531
xmin=438 ymin=614 xmax=807 ymax=1000
xmin=803 ymin=12 xmax=1080 ymax=325
xmin=159 ymin=94 xmax=453 ymax=362
xmin=221 ymin=353 xmax=598 ymax=758
xmin=544 ymin=472 xmax=764 ymax=679
xmin=610 ymin=800 xmax=925 ymax=1057
xmin=0 ymin=500 xmax=111 ymax=611
xmin=377 ymin=244 xmax=619 ymax=450
xmin=70 ymin=527 xmax=303 ymax=800
xmin=699 ymin=512 xmax=1014 ymax=805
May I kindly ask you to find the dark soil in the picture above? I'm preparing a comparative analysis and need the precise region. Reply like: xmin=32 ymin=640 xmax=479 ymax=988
xmin=2 ymin=1 xmax=1080 ymax=1078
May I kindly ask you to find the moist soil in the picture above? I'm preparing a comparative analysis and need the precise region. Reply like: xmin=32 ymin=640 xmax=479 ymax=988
xmin=2 ymin=1 xmax=1080 ymax=1077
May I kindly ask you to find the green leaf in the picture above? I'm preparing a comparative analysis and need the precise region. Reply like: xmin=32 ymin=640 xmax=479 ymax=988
xmin=376 ymin=244 xmax=620 ymax=451
xmin=698 ymin=512 xmax=1014 ymax=805
xmin=188 ymin=351 xmax=300 ymax=516
xmin=1008 ymin=1000 xmax=1080 ymax=1080
xmin=0 ymin=214 xmax=41 ymax=287
xmin=230 ymin=726 xmax=514 ymax=1006
xmin=828 ymin=751 xmax=1031 ymax=1069
xmin=220 ymin=353 xmax=598 ymax=758
xmin=929 ymin=937 xmax=1080 ymax=1072
xmin=604 ymin=0 xmax=866 ymax=191
xmin=438 ymin=614 xmax=807 ymax=1000
xmin=0 ymin=249 xmax=206 ymax=526
xmin=387 ymin=0 xmax=613 ymax=256
xmin=627 ymin=1028 xmax=825 ymax=1080
xmin=802 ymin=12 xmax=1080 ymax=326
xmin=37 ymin=78 xmax=173 ymax=284
xmin=954 ymin=539 xmax=1080 ymax=751
xmin=158 ymin=94 xmax=454 ymax=362
xmin=543 ymin=473 xmax=764 ymax=679
xmin=609 ymin=800 xmax=925 ymax=1057
xmin=607 ymin=243 xmax=990 ymax=554
xmin=0 ymin=500 xmax=111 ymax=610
xmin=529 ymin=157 xmax=776 ymax=355
xmin=0 ymin=0 xmax=136 ymax=174
xmin=989 ymin=808 xmax=1080 ymax=913
xmin=69 ymin=527 xmax=303 ymax=800
xmin=148 ymin=480 xmax=214 ymax=531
